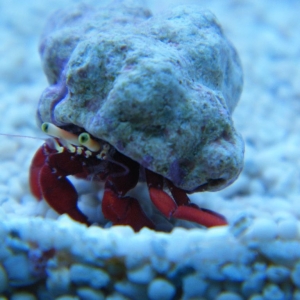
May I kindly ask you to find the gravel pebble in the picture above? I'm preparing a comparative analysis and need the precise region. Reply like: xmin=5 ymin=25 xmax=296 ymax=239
xmin=148 ymin=278 xmax=176 ymax=300
xmin=70 ymin=264 xmax=110 ymax=289
xmin=76 ymin=287 xmax=105 ymax=300
xmin=10 ymin=293 xmax=36 ymax=300
xmin=241 ymin=272 xmax=266 ymax=297
xmin=277 ymin=219 xmax=298 ymax=240
xmin=216 ymin=292 xmax=243 ymax=300
xmin=0 ymin=265 xmax=8 ymax=293
xmin=46 ymin=268 xmax=71 ymax=296
xmin=292 ymin=262 xmax=300 ymax=288
xmin=182 ymin=274 xmax=208 ymax=299
xmin=243 ymin=218 xmax=277 ymax=241
xmin=266 ymin=265 xmax=290 ymax=283
xmin=222 ymin=263 xmax=252 ymax=281
xmin=3 ymin=254 xmax=34 ymax=286
xmin=127 ymin=263 xmax=155 ymax=284
xmin=262 ymin=283 xmax=285 ymax=300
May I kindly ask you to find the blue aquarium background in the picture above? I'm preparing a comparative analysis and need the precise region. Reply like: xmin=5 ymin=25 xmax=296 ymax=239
xmin=0 ymin=0 xmax=299 ymax=299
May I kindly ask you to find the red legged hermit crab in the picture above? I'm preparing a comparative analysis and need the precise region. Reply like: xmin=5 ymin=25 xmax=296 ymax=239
xmin=32 ymin=2 xmax=244 ymax=230
xmin=30 ymin=123 xmax=228 ymax=231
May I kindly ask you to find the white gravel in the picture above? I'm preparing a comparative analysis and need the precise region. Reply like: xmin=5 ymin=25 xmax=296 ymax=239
xmin=0 ymin=0 xmax=300 ymax=299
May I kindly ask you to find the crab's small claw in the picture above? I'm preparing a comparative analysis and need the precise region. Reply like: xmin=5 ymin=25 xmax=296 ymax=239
xmin=146 ymin=169 xmax=227 ymax=228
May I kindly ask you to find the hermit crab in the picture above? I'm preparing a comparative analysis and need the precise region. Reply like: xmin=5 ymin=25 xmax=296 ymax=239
xmin=30 ymin=122 xmax=228 ymax=231
xmin=31 ymin=2 xmax=244 ymax=231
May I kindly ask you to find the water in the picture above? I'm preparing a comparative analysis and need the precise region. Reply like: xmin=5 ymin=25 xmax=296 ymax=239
xmin=0 ymin=0 xmax=299 ymax=298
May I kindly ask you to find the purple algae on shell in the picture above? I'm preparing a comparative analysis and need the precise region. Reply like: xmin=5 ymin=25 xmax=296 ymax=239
xmin=37 ymin=0 xmax=244 ymax=192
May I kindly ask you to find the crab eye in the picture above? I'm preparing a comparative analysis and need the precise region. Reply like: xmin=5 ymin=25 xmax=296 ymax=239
xmin=41 ymin=122 xmax=49 ymax=133
xmin=78 ymin=132 xmax=101 ymax=152
xmin=78 ymin=132 xmax=89 ymax=144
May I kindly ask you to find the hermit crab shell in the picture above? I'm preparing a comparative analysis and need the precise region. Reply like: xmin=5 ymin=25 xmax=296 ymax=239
xmin=37 ymin=1 xmax=244 ymax=192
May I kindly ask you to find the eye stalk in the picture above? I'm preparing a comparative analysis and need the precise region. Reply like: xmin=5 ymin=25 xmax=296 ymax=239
xmin=41 ymin=122 xmax=80 ymax=146
xmin=41 ymin=122 xmax=103 ymax=153
xmin=78 ymin=132 xmax=101 ymax=152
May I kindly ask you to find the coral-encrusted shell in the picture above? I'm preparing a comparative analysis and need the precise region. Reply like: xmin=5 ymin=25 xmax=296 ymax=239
xmin=37 ymin=1 xmax=244 ymax=192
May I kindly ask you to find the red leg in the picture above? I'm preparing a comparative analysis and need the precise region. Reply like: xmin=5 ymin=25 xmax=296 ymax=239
xmin=101 ymin=152 xmax=154 ymax=231
xmin=102 ymin=180 xmax=155 ymax=231
xmin=168 ymin=181 xmax=227 ymax=227
xmin=146 ymin=169 xmax=227 ymax=228
xmin=105 ymin=151 xmax=140 ymax=196
xmin=146 ymin=169 xmax=177 ymax=218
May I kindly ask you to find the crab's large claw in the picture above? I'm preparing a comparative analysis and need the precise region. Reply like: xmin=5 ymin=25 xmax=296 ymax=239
xmin=145 ymin=170 xmax=227 ymax=228
xmin=101 ymin=154 xmax=155 ymax=231
xmin=29 ymin=143 xmax=89 ymax=225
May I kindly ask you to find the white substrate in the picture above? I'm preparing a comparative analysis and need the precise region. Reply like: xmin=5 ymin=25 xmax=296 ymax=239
xmin=0 ymin=0 xmax=300 ymax=299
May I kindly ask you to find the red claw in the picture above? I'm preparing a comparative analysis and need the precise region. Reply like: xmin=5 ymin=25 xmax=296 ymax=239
xmin=39 ymin=164 xmax=88 ymax=224
xmin=30 ymin=142 xmax=89 ymax=225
